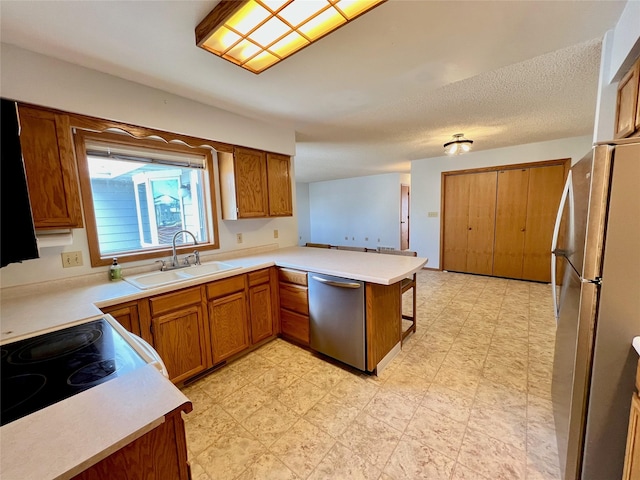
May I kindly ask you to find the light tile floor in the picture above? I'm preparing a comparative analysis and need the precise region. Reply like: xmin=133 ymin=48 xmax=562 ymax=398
xmin=181 ymin=270 xmax=561 ymax=480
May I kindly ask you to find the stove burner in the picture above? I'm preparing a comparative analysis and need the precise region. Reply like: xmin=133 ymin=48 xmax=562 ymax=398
xmin=67 ymin=359 xmax=117 ymax=387
xmin=1 ymin=349 xmax=7 ymax=359
xmin=8 ymin=327 xmax=102 ymax=364
xmin=1 ymin=373 xmax=47 ymax=412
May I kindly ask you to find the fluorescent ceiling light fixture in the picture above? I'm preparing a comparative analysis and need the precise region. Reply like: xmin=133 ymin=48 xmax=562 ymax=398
xmin=196 ymin=0 xmax=386 ymax=74
xmin=444 ymin=133 xmax=474 ymax=156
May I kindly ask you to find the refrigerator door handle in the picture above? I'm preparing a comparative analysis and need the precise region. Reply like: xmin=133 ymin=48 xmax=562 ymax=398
xmin=551 ymin=170 xmax=573 ymax=322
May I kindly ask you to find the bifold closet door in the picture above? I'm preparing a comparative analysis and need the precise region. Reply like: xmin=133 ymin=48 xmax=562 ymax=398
xmin=443 ymin=171 xmax=496 ymax=275
xmin=522 ymin=165 xmax=566 ymax=282
xmin=466 ymin=172 xmax=497 ymax=275
xmin=443 ymin=174 xmax=470 ymax=272
xmin=493 ymin=168 xmax=530 ymax=278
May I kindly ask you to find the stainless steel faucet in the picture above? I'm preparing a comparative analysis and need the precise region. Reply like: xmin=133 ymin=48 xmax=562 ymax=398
xmin=170 ymin=230 xmax=200 ymax=268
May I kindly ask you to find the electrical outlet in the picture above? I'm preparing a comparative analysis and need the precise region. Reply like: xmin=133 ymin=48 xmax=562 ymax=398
xmin=236 ymin=233 xmax=243 ymax=244
xmin=428 ymin=211 xmax=439 ymax=218
xmin=345 ymin=236 xmax=348 ymax=240
xmin=365 ymin=237 xmax=368 ymax=241
xmin=61 ymin=251 xmax=83 ymax=268
xmin=273 ymin=229 xmax=279 ymax=239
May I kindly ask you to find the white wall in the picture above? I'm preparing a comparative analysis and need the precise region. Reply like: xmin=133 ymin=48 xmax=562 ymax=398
xmin=410 ymin=136 xmax=592 ymax=269
xmin=0 ymin=44 xmax=298 ymax=288
xmin=307 ymin=173 xmax=410 ymax=250
xmin=295 ymin=183 xmax=311 ymax=246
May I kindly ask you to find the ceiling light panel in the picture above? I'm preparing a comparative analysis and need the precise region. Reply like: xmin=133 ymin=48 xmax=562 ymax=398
xmin=196 ymin=0 xmax=386 ymax=74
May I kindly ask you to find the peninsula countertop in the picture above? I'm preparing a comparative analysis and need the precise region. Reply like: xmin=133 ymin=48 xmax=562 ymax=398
xmin=0 ymin=245 xmax=425 ymax=480
xmin=1 ymin=246 xmax=427 ymax=344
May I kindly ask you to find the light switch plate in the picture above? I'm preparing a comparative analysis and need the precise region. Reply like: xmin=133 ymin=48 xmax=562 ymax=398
xmin=428 ymin=211 xmax=439 ymax=218
xmin=61 ymin=251 xmax=83 ymax=268
xmin=236 ymin=233 xmax=243 ymax=244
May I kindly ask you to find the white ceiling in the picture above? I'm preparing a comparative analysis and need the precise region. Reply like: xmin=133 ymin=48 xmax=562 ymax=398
xmin=0 ymin=1 xmax=628 ymax=183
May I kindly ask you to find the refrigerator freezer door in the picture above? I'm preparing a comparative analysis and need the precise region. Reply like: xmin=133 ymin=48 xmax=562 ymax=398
xmin=581 ymin=142 xmax=640 ymax=480
xmin=551 ymin=151 xmax=593 ymax=320
xmin=580 ymin=144 xmax=613 ymax=282
xmin=562 ymin=151 xmax=593 ymax=276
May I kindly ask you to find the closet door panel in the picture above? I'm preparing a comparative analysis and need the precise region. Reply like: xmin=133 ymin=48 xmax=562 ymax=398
xmin=493 ymin=168 xmax=529 ymax=278
xmin=466 ymin=172 xmax=497 ymax=275
xmin=522 ymin=165 xmax=566 ymax=282
xmin=443 ymin=174 xmax=470 ymax=272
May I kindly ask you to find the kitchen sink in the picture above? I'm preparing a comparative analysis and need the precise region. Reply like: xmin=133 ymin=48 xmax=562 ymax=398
xmin=124 ymin=261 xmax=239 ymax=290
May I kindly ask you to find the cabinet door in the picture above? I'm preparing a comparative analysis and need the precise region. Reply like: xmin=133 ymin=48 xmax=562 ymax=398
xmin=209 ymin=291 xmax=250 ymax=363
xmin=249 ymin=283 xmax=274 ymax=344
xmin=266 ymin=153 xmax=292 ymax=216
xmin=615 ymin=63 xmax=640 ymax=139
xmin=101 ymin=302 xmax=141 ymax=336
xmin=280 ymin=308 xmax=310 ymax=345
xmin=493 ymin=168 xmax=529 ymax=279
xmin=623 ymin=394 xmax=640 ymax=480
xmin=152 ymin=305 xmax=208 ymax=384
xmin=234 ymin=147 xmax=269 ymax=218
xmin=522 ymin=165 xmax=566 ymax=282
xmin=442 ymin=174 xmax=470 ymax=272
xmin=466 ymin=171 xmax=497 ymax=275
xmin=17 ymin=105 xmax=83 ymax=228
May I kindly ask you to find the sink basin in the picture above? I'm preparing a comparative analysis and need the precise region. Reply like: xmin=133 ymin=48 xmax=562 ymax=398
xmin=124 ymin=261 xmax=239 ymax=290
xmin=184 ymin=262 xmax=238 ymax=278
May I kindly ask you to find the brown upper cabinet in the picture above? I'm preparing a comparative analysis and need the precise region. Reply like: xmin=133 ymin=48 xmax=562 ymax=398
xmin=218 ymin=146 xmax=293 ymax=219
xmin=615 ymin=56 xmax=640 ymax=139
xmin=17 ymin=104 xmax=83 ymax=229
xmin=267 ymin=152 xmax=293 ymax=216
xmin=442 ymin=160 xmax=568 ymax=282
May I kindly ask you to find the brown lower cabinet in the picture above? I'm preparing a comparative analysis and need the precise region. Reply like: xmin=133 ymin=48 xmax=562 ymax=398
xmin=102 ymin=268 xmax=279 ymax=385
xmin=148 ymin=286 xmax=210 ymax=384
xmin=71 ymin=407 xmax=191 ymax=480
xmin=207 ymin=275 xmax=251 ymax=364
xmin=248 ymin=268 xmax=277 ymax=344
xmin=100 ymin=300 xmax=141 ymax=336
xmin=278 ymin=267 xmax=310 ymax=345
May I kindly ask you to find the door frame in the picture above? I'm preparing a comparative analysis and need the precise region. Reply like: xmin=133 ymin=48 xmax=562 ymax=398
xmin=400 ymin=184 xmax=410 ymax=250
xmin=439 ymin=157 xmax=570 ymax=271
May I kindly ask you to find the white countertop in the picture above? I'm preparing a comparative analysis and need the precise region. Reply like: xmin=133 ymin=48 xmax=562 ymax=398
xmin=1 ymin=246 xmax=427 ymax=344
xmin=1 ymin=364 xmax=190 ymax=480
xmin=0 ymin=245 xmax=425 ymax=480
xmin=633 ymin=336 xmax=640 ymax=355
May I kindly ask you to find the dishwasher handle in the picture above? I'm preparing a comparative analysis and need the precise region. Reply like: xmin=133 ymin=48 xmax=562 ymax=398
xmin=311 ymin=275 xmax=362 ymax=289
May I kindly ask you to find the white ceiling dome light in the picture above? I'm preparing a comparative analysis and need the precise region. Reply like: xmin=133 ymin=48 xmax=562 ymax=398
xmin=444 ymin=133 xmax=474 ymax=156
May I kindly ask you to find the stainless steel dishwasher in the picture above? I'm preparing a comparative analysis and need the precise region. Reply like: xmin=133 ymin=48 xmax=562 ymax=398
xmin=308 ymin=272 xmax=365 ymax=370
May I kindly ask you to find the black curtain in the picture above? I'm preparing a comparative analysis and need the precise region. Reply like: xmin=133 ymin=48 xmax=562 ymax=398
xmin=1 ymin=98 xmax=39 ymax=267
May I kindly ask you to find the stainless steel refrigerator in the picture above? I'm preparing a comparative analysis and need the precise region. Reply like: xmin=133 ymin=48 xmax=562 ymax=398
xmin=551 ymin=137 xmax=640 ymax=480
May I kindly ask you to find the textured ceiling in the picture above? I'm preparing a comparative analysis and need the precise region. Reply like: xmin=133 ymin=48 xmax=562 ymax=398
xmin=0 ymin=0 xmax=628 ymax=183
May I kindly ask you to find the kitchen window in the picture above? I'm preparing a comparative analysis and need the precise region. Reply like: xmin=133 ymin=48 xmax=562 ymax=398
xmin=75 ymin=129 xmax=220 ymax=267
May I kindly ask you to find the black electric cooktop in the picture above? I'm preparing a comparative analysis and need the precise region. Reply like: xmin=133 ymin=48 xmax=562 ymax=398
xmin=0 ymin=318 xmax=146 ymax=427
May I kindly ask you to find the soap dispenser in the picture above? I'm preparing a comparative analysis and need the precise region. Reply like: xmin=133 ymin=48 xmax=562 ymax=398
xmin=109 ymin=257 xmax=122 ymax=281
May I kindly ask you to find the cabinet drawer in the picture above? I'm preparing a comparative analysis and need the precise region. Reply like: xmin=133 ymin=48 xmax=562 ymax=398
xmin=149 ymin=287 xmax=202 ymax=316
xmin=280 ymin=309 xmax=309 ymax=345
xmin=279 ymin=283 xmax=309 ymax=315
xmin=248 ymin=268 xmax=270 ymax=287
xmin=278 ymin=268 xmax=307 ymax=286
xmin=207 ymin=274 xmax=246 ymax=299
